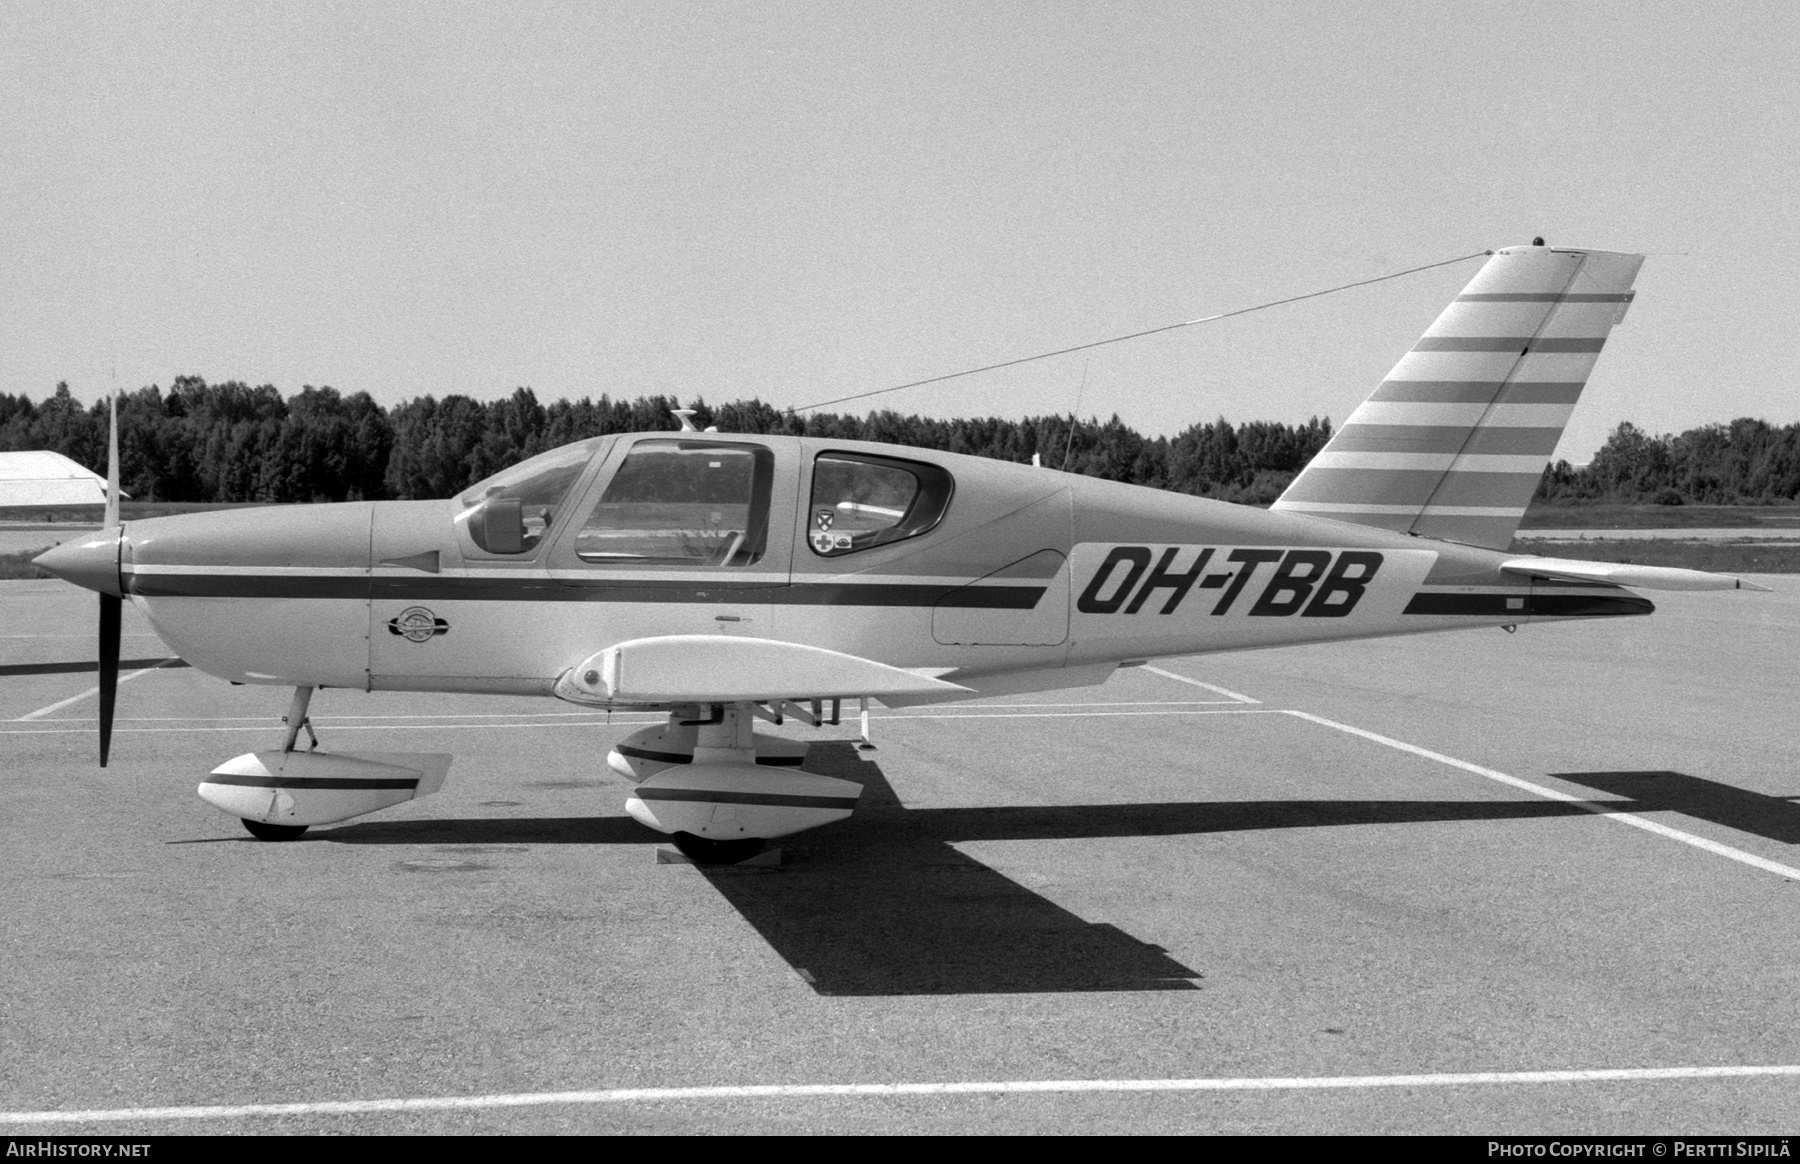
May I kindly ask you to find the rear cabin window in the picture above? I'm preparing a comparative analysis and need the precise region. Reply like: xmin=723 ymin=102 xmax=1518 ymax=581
xmin=575 ymin=440 xmax=773 ymax=566
xmin=808 ymin=452 xmax=953 ymax=557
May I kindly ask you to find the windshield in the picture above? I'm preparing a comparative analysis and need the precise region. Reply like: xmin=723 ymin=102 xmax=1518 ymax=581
xmin=457 ymin=439 xmax=605 ymax=510
xmin=455 ymin=438 xmax=607 ymax=555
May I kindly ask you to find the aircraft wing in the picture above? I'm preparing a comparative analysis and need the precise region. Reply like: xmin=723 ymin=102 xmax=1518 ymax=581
xmin=1499 ymin=556 xmax=1772 ymax=592
xmin=552 ymin=635 xmax=972 ymax=705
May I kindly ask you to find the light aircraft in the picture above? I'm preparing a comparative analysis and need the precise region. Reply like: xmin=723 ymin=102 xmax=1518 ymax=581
xmin=33 ymin=242 xmax=1767 ymax=863
xmin=0 ymin=449 xmax=116 ymax=508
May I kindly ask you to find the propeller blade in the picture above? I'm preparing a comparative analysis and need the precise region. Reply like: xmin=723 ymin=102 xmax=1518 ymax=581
xmin=98 ymin=592 xmax=121 ymax=767
xmin=104 ymin=391 xmax=120 ymax=529
xmin=99 ymin=390 xmax=123 ymax=766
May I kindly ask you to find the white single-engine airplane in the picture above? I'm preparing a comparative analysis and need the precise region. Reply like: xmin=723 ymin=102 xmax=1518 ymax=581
xmin=35 ymin=242 xmax=1767 ymax=862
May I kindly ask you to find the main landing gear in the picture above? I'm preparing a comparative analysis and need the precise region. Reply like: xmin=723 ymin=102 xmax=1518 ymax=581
xmin=621 ymin=702 xmax=864 ymax=865
xmin=670 ymin=832 xmax=766 ymax=865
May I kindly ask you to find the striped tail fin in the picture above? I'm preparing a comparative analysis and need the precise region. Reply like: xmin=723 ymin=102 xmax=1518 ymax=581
xmin=1271 ymin=243 xmax=1644 ymax=550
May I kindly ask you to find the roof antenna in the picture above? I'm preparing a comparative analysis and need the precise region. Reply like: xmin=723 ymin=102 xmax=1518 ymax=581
xmin=671 ymin=407 xmax=719 ymax=434
xmin=1061 ymin=360 xmax=1090 ymax=472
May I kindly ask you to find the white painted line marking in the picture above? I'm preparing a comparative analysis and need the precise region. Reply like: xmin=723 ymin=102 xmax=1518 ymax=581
xmin=38 ymin=712 xmax=633 ymax=723
xmin=883 ymin=708 xmax=1271 ymax=720
xmin=0 ymin=708 xmax=1278 ymax=737
xmin=926 ymin=699 xmax=1236 ymax=709
xmin=0 ymin=633 xmax=161 ymax=639
xmin=1142 ymin=666 xmax=1261 ymax=704
xmin=0 ymin=722 xmax=643 ymax=736
xmin=19 ymin=701 xmax=1239 ymax=726
xmin=8 ymin=1064 xmax=1800 ymax=1123
xmin=1284 ymin=710 xmax=1800 ymax=882
xmin=14 ymin=661 xmax=182 ymax=722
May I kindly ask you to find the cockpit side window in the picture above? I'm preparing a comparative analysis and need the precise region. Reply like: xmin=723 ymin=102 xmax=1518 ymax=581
xmin=808 ymin=452 xmax=954 ymax=557
xmin=457 ymin=438 xmax=605 ymax=555
xmin=575 ymin=440 xmax=774 ymax=566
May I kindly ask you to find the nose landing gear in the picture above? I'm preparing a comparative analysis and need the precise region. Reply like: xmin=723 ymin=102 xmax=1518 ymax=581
xmin=200 ymin=686 xmax=454 ymax=841
xmin=242 ymin=819 xmax=308 ymax=842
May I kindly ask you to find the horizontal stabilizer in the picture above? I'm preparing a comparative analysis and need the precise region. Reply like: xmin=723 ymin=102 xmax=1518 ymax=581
xmin=554 ymin=635 xmax=971 ymax=705
xmin=1500 ymin=557 xmax=1772 ymax=592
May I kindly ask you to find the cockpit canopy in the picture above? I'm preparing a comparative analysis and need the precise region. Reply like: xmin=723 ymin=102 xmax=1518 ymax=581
xmin=573 ymin=440 xmax=773 ymax=566
xmin=454 ymin=434 xmax=957 ymax=563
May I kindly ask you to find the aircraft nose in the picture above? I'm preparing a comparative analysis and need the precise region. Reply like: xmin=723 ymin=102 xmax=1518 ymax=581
xmin=34 ymin=529 xmax=123 ymax=598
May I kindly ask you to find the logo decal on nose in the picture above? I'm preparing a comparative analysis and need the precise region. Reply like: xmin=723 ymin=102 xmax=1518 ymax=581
xmin=387 ymin=606 xmax=449 ymax=642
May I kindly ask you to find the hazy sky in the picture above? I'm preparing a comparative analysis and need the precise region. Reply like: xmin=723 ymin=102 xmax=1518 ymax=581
xmin=4 ymin=1 xmax=1795 ymax=460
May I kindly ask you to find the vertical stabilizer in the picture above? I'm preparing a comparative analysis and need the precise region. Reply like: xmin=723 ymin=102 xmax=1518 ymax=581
xmin=1271 ymin=244 xmax=1643 ymax=549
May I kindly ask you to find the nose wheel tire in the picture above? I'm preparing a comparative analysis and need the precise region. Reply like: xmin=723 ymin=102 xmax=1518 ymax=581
xmin=670 ymin=832 xmax=765 ymax=865
xmin=242 ymin=820 xmax=309 ymax=842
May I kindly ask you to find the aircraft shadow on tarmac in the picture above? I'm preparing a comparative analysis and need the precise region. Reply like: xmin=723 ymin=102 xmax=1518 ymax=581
xmin=1550 ymin=770 xmax=1800 ymax=846
xmin=312 ymin=745 xmax=1708 ymax=998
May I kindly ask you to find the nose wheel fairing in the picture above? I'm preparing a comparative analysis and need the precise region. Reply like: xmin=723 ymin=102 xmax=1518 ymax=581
xmin=197 ymin=686 xmax=455 ymax=836
xmin=199 ymin=748 xmax=453 ymax=829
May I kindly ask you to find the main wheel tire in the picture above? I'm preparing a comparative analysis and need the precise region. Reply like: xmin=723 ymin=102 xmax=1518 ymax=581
xmin=670 ymin=832 xmax=765 ymax=865
xmin=242 ymin=819 xmax=308 ymax=842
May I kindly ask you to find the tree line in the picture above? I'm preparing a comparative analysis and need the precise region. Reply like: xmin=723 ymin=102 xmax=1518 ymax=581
xmin=1538 ymin=418 xmax=1800 ymax=505
xmin=1 ymin=377 xmax=1794 ymax=507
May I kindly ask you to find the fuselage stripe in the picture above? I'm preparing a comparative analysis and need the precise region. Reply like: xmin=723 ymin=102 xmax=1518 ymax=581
xmin=202 ymin=775 xmax=420 ymax=790
xmin=1402 ymin=592 xmax=1653 ymax=617
xmin=123 ymin=575 xmax=1048 ymax=609
xmin=1412 ymin=337 xmax=1606 ymax=353
xmin=0 ymin=657 xmax=190 ymax=678
xmin=616 ymin=745 xmax=692 ymax=765
xmin=1369 ymin=381 xmax=1585 ymax=404
xmin=1456 ymin=292 xmax=1631 ymax=302
xmin=628 ymin=787 xmax=857 ymax=809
